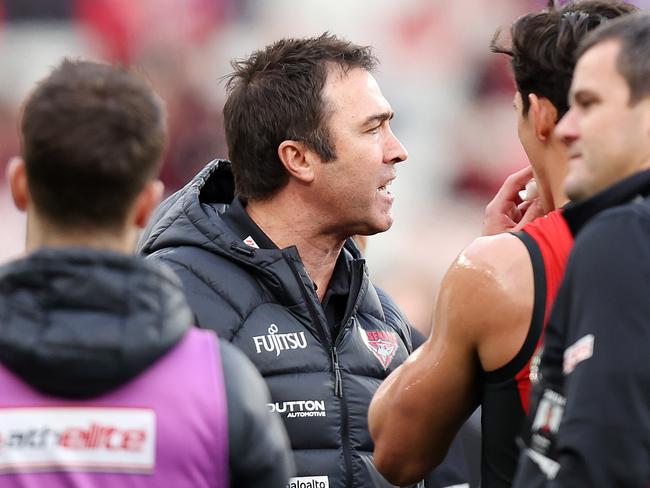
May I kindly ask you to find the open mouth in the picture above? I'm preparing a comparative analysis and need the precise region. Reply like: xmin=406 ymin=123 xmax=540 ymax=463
xmin=377 ymin=178 xmax=394 ymax=193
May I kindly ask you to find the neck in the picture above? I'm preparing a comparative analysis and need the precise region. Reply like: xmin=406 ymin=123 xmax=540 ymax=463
xmin=25 ymin=213 xmax=136 ymax=255
xmin=246 ymin=191 xmax=345 ymax=301
xmin=534 ymin=141 xmax=570 ymax=212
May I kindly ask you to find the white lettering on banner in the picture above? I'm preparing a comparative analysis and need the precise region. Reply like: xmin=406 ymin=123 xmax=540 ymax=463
xmin=563 ymin=334 xmax=594 ymax=375
xmin=253 ymin=324 xmax=308 ymax=356
xmin=287 ymin=476 xmax=329 ymax=488
xmin=267 ymin=400 xmax=326 ymax=418
xmin=0 ymin=407 xmax=155 ymax=473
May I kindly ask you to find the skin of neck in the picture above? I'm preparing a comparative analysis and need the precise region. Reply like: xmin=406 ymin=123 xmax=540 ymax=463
xmin=531 ymin=134 xmax=570 ymax=213
xmin=25 ymin=207 xmax=138 ymax=255
xmin=245 ymin=186 xmax=345 ymax=301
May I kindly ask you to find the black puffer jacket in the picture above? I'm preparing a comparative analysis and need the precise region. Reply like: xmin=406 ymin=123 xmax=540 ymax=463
xmin=139 ymin=160 xmax=421 ymax=488
xmin=0 ymin=248 xmax=292 ymax=487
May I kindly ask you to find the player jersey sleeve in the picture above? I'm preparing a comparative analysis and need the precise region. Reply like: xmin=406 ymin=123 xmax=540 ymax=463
xmin=514 ymin=208 xmax=650 ymax=487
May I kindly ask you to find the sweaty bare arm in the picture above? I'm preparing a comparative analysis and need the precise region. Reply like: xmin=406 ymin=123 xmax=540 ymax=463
xmin=369 ymin=234 xmax=533 ymax=486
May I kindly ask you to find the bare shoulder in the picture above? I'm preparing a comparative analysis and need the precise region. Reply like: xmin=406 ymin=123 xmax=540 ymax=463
xmin=438 ymin=233 xmax=534 ymax=371
xmin=443 ymin=232 xmax=531 ymax=307
xmin=461 ymin=232 xmax=530 ymax=271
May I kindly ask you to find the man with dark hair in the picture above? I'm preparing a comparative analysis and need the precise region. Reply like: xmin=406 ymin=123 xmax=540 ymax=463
xmin=514 ymin=12 xmax=650 ymax=487
xmin=368 ymin=2 xmax=635 ymax=487
xmin=139 ymin=33 xmax=462 ymax=488
xmin=0 ymin=59 xmax=292 ymax=487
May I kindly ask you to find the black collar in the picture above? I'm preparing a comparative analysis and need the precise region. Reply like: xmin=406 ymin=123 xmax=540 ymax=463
xmin=563 ymin=169 xmax=650 ymax=236
xmin=326 ymin=251 xmax=351 ymax=296
xmin=222 ymin=197 xmax=350 ymax=295
xmin=222 ymin=196 xmax=351 ymax=297
xmin=221 ymin=197 xmax=278 ymax=250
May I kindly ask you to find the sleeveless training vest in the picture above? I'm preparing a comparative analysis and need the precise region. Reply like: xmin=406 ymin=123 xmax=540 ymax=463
xmin=0 ymin=328 xmax=228 ymax=487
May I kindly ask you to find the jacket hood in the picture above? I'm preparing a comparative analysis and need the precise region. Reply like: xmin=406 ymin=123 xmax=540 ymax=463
xmin=0 ymin=247 xmax=192 ymax=398
xmin=138 ymin=159 xmax=236 ymax=255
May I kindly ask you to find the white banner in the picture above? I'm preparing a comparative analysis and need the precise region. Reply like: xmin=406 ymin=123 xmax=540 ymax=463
xmin=0 ymin=406 xmax=156 ymax=473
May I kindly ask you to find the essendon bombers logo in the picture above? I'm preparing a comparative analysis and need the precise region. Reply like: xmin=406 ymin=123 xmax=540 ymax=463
xmin=360 ymin=328 xmax=399 ymax=369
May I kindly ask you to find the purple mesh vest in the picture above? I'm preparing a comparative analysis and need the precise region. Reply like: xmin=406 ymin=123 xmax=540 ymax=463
xmin=0 ymin=328 xmax=229 ymax=487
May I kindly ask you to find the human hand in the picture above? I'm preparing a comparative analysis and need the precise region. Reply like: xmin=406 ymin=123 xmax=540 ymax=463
xmin=482 ymin=166 xmax=544 ymax=236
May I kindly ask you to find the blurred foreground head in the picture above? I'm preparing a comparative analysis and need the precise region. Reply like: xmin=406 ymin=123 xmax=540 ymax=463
xmin=558 ymin=11 xmax=650 ymax=201
xmin=11 ymin=59 xmax=166 ymax=250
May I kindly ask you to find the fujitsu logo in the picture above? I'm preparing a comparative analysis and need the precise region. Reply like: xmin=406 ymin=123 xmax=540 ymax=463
xmin=253 ymin=324 xmax=307 ymax=356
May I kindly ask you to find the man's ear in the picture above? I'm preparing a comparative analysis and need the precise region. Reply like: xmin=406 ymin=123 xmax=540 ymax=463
xmin=7 ymin=157 xmax=30 ymax=212
xmin=278 ymin=140 xmax=316 ymax=184
xmin=133 ymin=179 xmax=164 ymax=228
xmin=528 ymin=93 xmax=559 ymax=143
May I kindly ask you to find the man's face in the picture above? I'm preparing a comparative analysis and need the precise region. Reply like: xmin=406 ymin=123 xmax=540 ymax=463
xmin=312 ymin=67 xmax=408 ymax=237
xmin=556 ymin=40 xmax=650 ymax=201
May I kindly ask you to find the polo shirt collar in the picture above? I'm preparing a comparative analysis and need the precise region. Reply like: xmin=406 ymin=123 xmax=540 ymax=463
xmin=563 ymin=168 xmax=650 ymax=236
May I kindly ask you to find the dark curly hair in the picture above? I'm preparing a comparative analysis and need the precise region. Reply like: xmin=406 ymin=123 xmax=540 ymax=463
xmin=222 ymin=32 xmax=377 ymax=200
xmin=492 ymin=0 xmax=637 ymax=119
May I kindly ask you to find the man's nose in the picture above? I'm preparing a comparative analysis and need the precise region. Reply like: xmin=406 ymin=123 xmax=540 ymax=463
xmin=385 ymin=128 xmax=408 ymax=164
xmin=555 ymin=108 xmax=579 ymax=147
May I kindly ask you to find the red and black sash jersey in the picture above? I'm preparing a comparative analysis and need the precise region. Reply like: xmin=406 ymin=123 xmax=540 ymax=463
xmin=479 ymin=209 xmax=573 ymax=487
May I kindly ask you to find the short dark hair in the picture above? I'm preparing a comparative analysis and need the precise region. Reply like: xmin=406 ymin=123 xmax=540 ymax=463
xmin=492 ymin=0 xmax=636 ymax=119
xmin=21 ymin=59 xmax=166 ymax=230
xmin=578 ymin=12 xmax=650 ymax=106
xmin=223 ymin=32 xmax=377 ymax=200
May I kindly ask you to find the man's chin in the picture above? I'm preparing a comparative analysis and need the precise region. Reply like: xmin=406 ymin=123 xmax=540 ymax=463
xmin=368 ymin=219 xmax=393 ymax=236
xmin=564 ymin=177 xmax=590 ymax=203
xmin=354 ymin=221 xmax=392 ymax=238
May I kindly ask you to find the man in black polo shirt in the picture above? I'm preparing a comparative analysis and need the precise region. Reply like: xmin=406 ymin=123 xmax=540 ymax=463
xmin=513 ymin=12 xmax=650 ymax=487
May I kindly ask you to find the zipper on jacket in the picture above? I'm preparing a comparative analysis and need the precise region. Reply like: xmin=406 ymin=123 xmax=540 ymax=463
xmin=285 ymin=253 xmax=331 ymax=346
xmin=285 ymin=252 xmax=353 ymax=487
xmin=336 ymin=349 xmax=353 ymax=488
xmin=331 ymin=347 xmax=343 ymax=397
xmin=335 ymin=259 xmax=365 ymax=346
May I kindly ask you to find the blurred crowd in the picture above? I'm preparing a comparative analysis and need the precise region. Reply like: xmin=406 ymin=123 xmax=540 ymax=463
xmin=0 ymin=0 xmax=618 ymax=333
